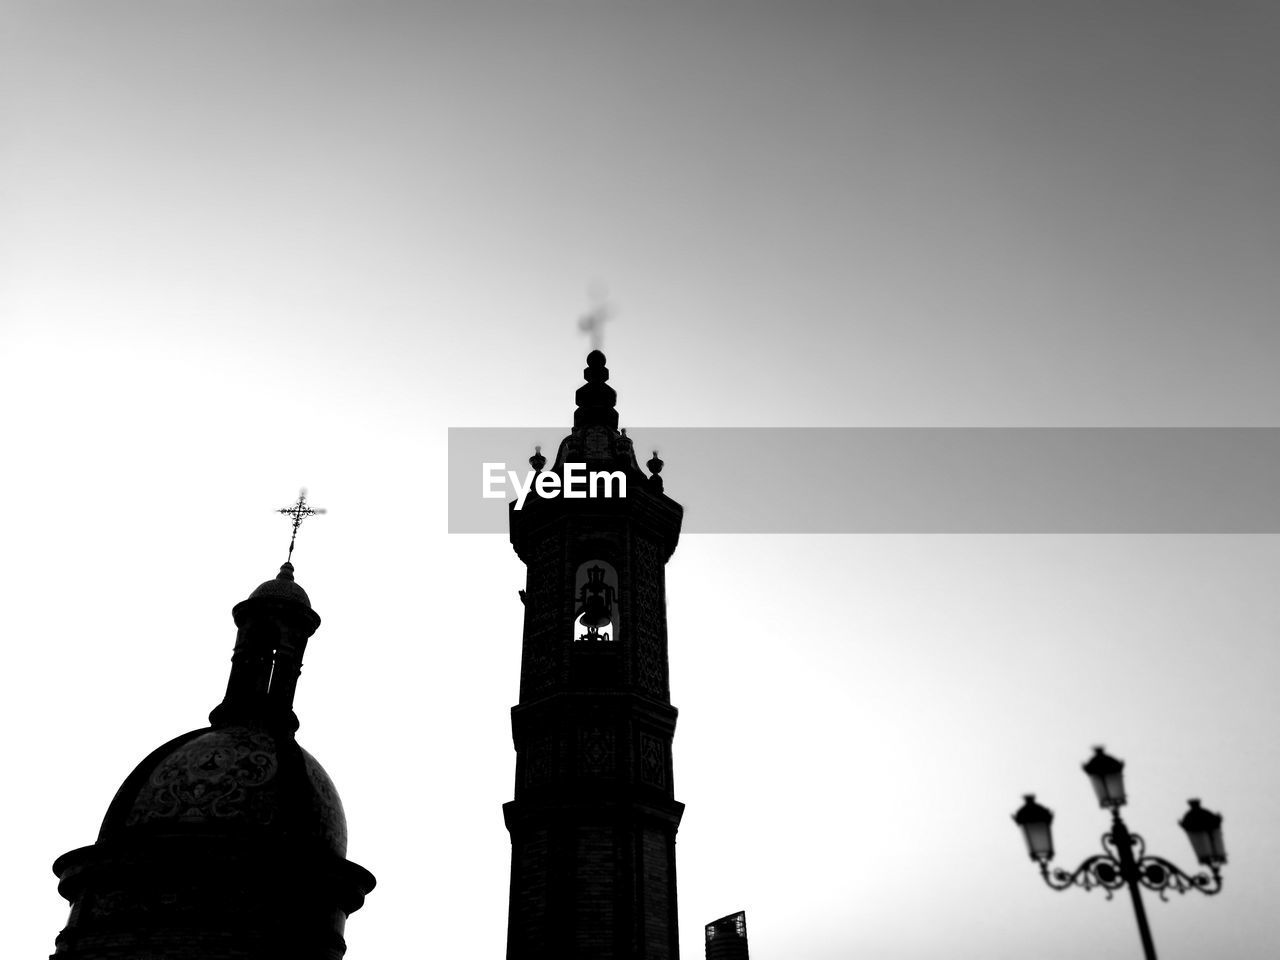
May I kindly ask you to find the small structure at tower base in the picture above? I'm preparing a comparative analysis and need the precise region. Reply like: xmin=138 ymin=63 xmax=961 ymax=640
xmin=705 ymin=911 xmax=750 ymax=960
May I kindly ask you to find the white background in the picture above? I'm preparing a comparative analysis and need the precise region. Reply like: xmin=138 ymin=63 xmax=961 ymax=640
xmin=4 ymin=3 xmax=1279 ymax=957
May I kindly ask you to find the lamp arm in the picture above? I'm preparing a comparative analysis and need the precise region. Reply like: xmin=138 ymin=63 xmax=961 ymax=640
xmin=1134 ymin=855 xmax=1224 ymax=899
xmin=1039 ymin=853 xmax=1127 ymax=899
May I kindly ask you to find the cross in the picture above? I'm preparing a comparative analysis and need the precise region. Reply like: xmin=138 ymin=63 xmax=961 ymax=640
xmin=578 ymin=291 xmax=613 ymax=351
xmin=277 ymin=488 xmax=326 ymax=563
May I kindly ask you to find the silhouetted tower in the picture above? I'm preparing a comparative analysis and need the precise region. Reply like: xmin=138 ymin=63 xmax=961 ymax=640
xmin=505 ymin=350 xmax=684 ymax=959
xmin=49 ymin=561 xmax=375 ymax=959
xmin=705 ymin=912 xmax=749 ymax=960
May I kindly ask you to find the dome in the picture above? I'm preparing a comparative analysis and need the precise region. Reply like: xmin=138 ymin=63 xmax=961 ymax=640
xmin=247 ymin=560 xmax=312 ymax=608
xmin=98 ymin=724 xmax=348 ymax=858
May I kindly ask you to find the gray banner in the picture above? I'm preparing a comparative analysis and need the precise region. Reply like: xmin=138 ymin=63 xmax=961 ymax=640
xmin=448 ymin=427 xmax=1280 ymax=533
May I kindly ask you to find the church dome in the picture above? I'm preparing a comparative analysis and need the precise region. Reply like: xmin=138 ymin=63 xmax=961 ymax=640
xmin=49 ymin=548 xmax=374 ymax=960
xmin=97 ymin=724 xmax=348 ymax=858
xmin=247 ymin=560 xmax=312 ymax=607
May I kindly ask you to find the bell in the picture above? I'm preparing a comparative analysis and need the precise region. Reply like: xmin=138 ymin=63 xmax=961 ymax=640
xmin=581 ymin=594 xmax=611 ymax=628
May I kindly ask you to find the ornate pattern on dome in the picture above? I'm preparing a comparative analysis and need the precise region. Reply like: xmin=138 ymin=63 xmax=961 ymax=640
xmin=113 ymin=726 xmax=350 ymax=857
xmin=302 ymin=745 xmax=348 ymax=856
xmin=127 ymin=727 xmax=279 ymax=828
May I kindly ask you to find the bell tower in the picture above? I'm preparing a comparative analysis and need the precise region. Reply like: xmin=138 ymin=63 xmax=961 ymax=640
xmin=504 ymin=350 xmax=684 ymax=959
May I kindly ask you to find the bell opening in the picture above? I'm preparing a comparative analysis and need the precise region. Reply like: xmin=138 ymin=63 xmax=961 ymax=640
xmin=573 ymin=560 xmax=619 ymax=643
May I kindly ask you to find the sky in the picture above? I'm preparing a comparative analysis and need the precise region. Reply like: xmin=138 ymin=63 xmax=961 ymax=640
xmin=3 ymin=2 xmax=1280 ymax=957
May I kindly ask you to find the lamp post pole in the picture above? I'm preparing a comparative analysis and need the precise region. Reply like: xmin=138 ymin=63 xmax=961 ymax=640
xmin=1013 ymin=747 xmax=1227 ymax=960
xmin=1109 ymin=810 xmax=1158 ymax=960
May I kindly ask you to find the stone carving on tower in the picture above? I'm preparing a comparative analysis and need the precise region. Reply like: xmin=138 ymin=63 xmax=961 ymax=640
xmin=505 ymin=350 xmax=685 ymax=959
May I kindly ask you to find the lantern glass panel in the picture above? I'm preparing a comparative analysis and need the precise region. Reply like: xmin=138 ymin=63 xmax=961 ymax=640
xmin=1206 ymin=826 xmax=1226 ymax=864
xmin=1088 ymin=770 xmax=1125 ymax=807
xmin=1186 ymin=829 xmax=1214 ymax=864
xmin=1021 ymin=820 xmax=1054 ymax=861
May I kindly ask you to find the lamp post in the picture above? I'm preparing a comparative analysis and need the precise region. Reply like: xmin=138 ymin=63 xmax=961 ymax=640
xmin=1012 ymin=747 xmax=1226 ymax=960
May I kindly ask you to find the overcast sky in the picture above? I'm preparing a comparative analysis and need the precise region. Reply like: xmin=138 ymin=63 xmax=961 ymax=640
xmin=4 ymin=3 xmax=1280 ymax=958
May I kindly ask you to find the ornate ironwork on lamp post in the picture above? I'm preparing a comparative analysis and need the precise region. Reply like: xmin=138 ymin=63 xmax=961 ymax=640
xmin=1013 ymin=747 xmax=1227 ymax=960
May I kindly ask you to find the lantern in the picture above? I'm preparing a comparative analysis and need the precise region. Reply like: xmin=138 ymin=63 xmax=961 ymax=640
xmin=1179 ymin=799 xmax=1226 ymax=866
xmin=1082 ymin=746 xmax=1127 ymax=809
xmin=1013 ymin=794 xmax=1055 ymax=862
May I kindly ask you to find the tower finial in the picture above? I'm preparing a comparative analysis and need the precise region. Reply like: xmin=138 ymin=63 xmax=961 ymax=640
xmin=578 ymin=288 xmax=613 ymax=352
xmin=574 ymin=349 xmax=618 ymax=430
xmin=277 ymin=488 xmax=326 ymax=563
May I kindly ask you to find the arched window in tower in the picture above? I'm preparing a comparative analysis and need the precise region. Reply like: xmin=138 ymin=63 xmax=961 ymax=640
xmin=573 ymin=560 xmax=619 ymax=642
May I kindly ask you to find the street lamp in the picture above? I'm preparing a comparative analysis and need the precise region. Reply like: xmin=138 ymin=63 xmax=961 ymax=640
xmin=1013 ymin=794 xmax=1054 ymax=862
xmin=1012 ymin=747 xmax=1226 ymax=960
xmin=1082 ymin=745 xmax=1127 ymax=807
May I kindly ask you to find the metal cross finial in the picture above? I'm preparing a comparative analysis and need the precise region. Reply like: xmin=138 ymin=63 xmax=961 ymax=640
xmin=578 ymin=289 xmax=613 ymax=351
xmin=277 ymin=488 xmax=326 ymax=563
